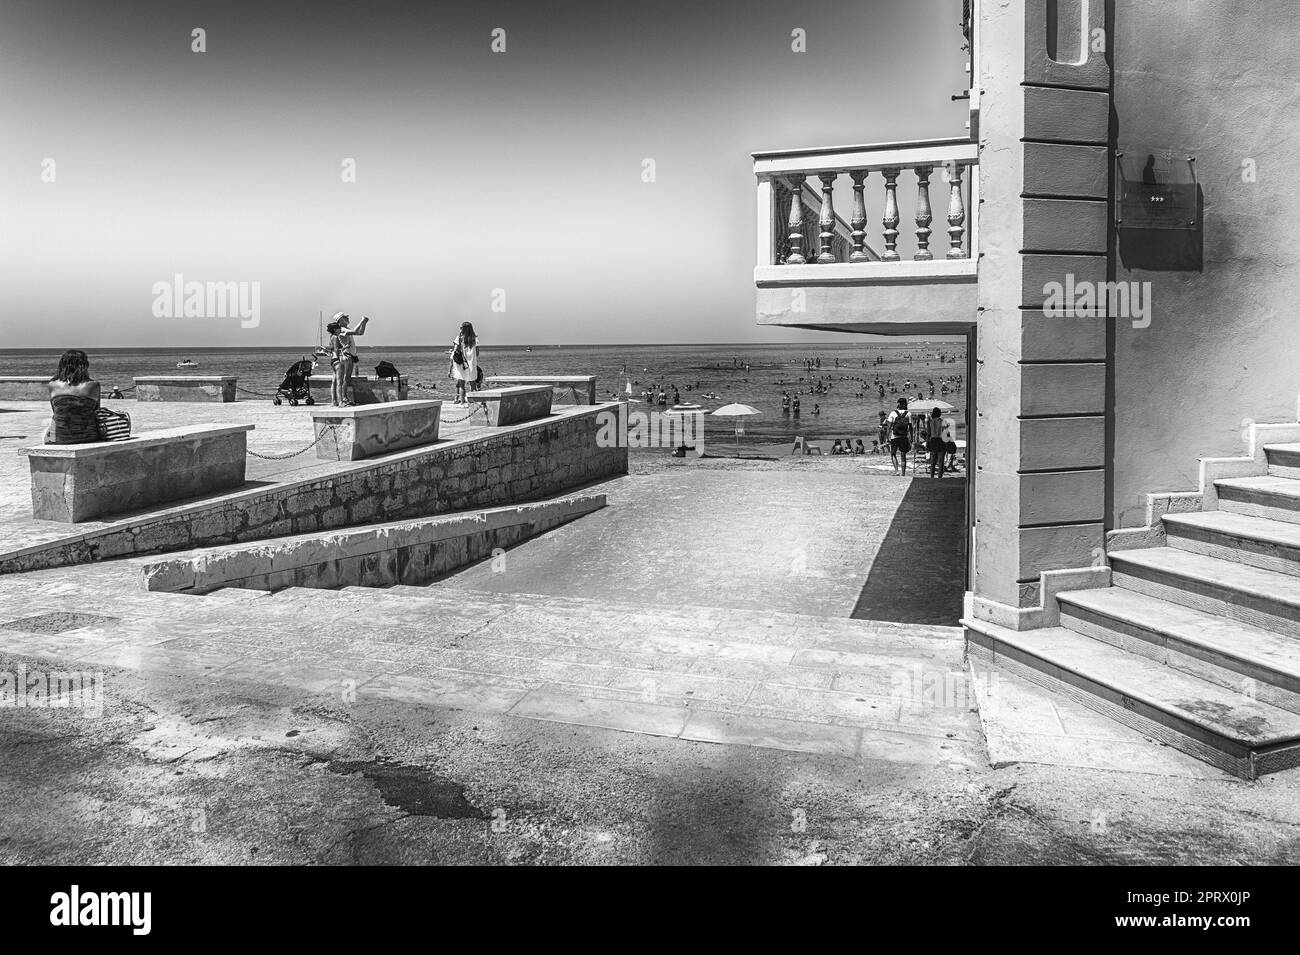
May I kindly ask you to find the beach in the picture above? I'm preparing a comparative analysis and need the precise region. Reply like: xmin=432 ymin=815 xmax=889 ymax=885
xmin=0 ymin=340 xmax=967 ymax=447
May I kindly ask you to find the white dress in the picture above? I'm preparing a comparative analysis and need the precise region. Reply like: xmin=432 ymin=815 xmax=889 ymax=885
xmin=450 ymin=338 xmax=478 ymax=382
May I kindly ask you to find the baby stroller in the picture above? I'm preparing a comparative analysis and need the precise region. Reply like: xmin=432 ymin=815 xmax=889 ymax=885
xmin=272 ymin=358 xmax=316 ymax=406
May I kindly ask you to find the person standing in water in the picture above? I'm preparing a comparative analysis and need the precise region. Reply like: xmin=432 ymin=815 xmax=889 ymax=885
xmin=326 ymin=312 xmax=371 ymax=406
xmin=448 ymin=321 xmax=480 ymax=404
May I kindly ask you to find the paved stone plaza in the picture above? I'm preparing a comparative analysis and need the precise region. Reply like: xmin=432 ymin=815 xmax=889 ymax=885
xmin=0 ymin=400 xmax=1298 ymax=863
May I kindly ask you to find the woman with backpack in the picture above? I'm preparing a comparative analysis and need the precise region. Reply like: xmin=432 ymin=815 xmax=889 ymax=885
xmin=886 ymin=397 xmax=912 ymax=476
xmin=448 ymin=321 xmax=480 ymax=405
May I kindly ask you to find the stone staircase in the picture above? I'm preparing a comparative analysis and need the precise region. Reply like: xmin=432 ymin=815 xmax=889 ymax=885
xmin=967 ymin=440 xmax=1300 ymax=779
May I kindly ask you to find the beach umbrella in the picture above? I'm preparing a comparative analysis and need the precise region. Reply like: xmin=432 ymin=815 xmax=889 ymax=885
xmin=711 ymin=402 xmax=761 ymax=437
xmin=906 ymin=399 xmax=955 ymax=415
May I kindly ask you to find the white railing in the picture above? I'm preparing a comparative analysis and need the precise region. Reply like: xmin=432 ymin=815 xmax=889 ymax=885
xmin=754 ymin=137 xmax=978 ymax=285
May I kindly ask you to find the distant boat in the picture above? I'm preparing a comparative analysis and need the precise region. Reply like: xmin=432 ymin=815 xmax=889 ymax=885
xmin=176 ymin=360 xmax=198 ymax=368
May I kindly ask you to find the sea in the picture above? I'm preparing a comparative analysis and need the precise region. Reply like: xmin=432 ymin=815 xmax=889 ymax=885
xmin=1 ymin=341 xmax=967 ymax=445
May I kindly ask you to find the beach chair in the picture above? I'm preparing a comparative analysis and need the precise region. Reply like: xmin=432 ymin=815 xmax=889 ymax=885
xmin=791 ymin=435 xmax=823 ymax=456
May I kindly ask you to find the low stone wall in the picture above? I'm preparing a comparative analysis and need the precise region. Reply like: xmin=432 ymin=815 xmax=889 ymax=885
xmin=0 ymin=403 xmax=627 ymax=573
xmin=141 ymin=494 xmax=605 ymax=593
xmin=24 ymin=424 xmax=253 ymax=523
xmin=312 ymin=399 xmax=442 ymax=461
xmin=484 ymin=375 xmax=597 ymax=405
xmin=471 ymin=385 xmax=553 ymax=426
xmin=134 ymin=376 xmax=237 ymax=402
xmin=0 ymin=377 xmax=51 ymax=401
xmin=308 ymin=375 xmax=408 ymax=404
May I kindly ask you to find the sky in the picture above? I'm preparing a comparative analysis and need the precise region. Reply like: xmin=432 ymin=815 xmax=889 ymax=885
xmin=0 ymin=0 xmax=970 ymax=348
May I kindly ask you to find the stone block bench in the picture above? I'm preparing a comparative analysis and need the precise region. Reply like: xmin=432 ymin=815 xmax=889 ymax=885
xmin=470 ymin=385 xmax=553 ymax=427
xmin=133 ymin=376 xmax=237 ymax=402
xmin=0 ymin=377 xmax=53 ymax=401
xmin=308 ymin=375 xmax=409 ymax=405
xmin=311 ymin=399 xmax=442 ymax=461
xmin=483 ymin=375 xmax=597 ymax=405
xmin=22 ymin=424 xmax=253 ymax=522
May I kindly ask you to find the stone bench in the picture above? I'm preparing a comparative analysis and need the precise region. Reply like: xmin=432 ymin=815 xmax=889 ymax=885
xmin=23 ymin=424 xmax=253 ymax=522
xmin=469 ymin=385 xmax=553 ymax=426
xmin=308 ymin=375 xmax=409 ymax=405
xmin=0 ymin=377 xmax=53 ymax=401
xmin=483 ymin=375 xmax=597 ymax=405
xmin=133 ymin=376 xmax=237 ymax=402
xmin=311 ymin=399 xmax=442 ymax=461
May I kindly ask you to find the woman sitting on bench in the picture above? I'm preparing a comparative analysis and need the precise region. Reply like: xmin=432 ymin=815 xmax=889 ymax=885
xmin=45 ymin=349 xmax=101 ymax=445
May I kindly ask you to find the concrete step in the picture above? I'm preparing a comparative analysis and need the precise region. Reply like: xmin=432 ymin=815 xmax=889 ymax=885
xmin=1056 ymin=587 xmax=1300 ymax=713
xmin=1163 ymin=510 xmax=1300 ymax=577
xmin=965 ymin=618 xmax=1300 ymax=779
xmin=1216 ymin=475 xmax=1300 ymax=525
xmin=247 ymin=586 xmax=982 ymax=756
xmin=247 ymin=583 xmax=967 ymax=707
xmin=265 ymin=582 xmax=962 ymax=650
xmin=1266 ymin=443 xmax=1300 ymax=478
xmin=1108 ymin=547 xmax=1300 ymax=639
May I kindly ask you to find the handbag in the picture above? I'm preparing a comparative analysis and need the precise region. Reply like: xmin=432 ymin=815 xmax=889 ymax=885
xmin=95 ymin=407 xmax=132 ymax=442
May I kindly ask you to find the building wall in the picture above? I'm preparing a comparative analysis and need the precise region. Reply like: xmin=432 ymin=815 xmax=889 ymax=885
xmin=970 ymin=0 xmax=1111 ymax=622
xmin=1111 ymin=0 xmax=1300 ymax=527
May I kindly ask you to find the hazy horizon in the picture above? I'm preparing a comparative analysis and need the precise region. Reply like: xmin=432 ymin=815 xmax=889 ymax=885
xmin=1 ymin=0 xmax=969 ymax=349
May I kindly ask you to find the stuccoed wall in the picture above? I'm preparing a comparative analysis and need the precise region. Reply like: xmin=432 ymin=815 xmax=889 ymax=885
xmin=1111 ymin=0 xmax=1300 ymax=527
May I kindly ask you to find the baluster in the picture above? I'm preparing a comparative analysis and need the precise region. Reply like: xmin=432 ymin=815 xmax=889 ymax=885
xmin=785 ymin=175 xmax=806 ymax=264
xmin=946 ymin=162 xmax=967 ymax=259
xmin=849 ymin=170 xmax=869 ymax=262
xmin=880 ymin=168 xmax=901 ymax=262
xmin=817 ymin=172 xmax=837 ymax=263
xmin=913 ymin=165 xmax=934 ymax=261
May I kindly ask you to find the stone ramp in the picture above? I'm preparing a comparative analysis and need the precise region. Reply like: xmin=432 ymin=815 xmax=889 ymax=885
xmin=0 ymin=578 xmax=981 ymax=764
xmin=0 ymin=566 xmax=977 ymax=770
xmin=139 ymin=495 xmax=607 ymax=594
xmin=210 ymin=584 xmax=983 ymax=765
xmin=0 ymin=402 xmax=623 ymax=575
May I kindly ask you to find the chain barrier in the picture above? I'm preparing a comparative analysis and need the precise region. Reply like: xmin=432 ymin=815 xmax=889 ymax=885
xmin=246 ymin=424 xmax=337 ymax=461
xmin=439 ymin=403 xmax=486 ymax=424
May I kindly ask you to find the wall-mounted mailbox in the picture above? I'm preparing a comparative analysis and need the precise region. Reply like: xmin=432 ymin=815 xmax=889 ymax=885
xmin=1116 ymin=149 xmax=1198 ymax=230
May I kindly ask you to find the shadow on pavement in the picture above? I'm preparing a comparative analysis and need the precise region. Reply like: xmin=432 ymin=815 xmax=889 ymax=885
xmin=851 ymin=477 xmax=966 ymax=626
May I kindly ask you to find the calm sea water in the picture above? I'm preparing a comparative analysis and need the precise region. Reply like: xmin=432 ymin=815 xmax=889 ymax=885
xmin=1 ymin=342 xmax=967 ymax=444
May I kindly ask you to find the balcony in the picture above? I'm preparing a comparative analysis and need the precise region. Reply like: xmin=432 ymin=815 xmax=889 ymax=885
xmin=753 ymin=137 xmax=979 ymax=333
